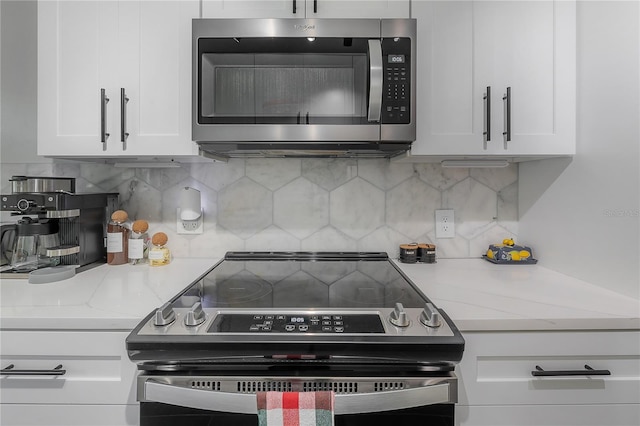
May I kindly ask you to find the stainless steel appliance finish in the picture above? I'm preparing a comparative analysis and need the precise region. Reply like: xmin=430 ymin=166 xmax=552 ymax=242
xmin=9 ymin=176 xmax=76 ymax=194
xmin=127 ymin=252 xmax=463 ymax=425
xmin=193 ymin=19 xmax=416 ymax=159
xmin=0 ymin=190 xmax=118 ymax=275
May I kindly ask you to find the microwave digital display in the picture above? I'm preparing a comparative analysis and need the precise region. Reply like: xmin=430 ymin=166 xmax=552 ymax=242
xmin=388 ymin=54 xmax=405 ymax=64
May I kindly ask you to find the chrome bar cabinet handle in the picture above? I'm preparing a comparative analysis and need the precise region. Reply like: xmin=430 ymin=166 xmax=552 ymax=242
xmin=483 ymin=86 xmax=491 ymax=149
xmin=314 ymin=0 xmax=318 ymax=14
xmin=502 ymin=86 xmax=511 ymax=149
xmin=121 ymin=88 xmax=129 ymax=148
xmin=100 ymin=88 xmax=110 ymax=148
xmin=1 ymin=363 xmax=66 ymax=376
xmin=532 ymin=364 xmax=611 ymax=377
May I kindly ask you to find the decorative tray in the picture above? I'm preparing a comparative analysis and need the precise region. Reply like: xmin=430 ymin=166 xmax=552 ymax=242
xmin=482 ymin=255 xmax=538 ymax=265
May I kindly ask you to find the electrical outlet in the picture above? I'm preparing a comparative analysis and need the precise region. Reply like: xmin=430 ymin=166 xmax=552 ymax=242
xmin=176 ymin=208 xmax=204 ymax=234
xmin=435 ymin=209 xmax=455 ymax=239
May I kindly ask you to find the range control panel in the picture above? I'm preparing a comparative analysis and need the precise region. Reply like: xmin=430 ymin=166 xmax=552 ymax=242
xmin=381 ymin=38 xmax=411 ymax=124
xmin=209 ymin=314 xmax=385 ymax=334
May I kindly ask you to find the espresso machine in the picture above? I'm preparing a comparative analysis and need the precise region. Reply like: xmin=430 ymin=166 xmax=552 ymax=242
xmin=1 ymin=176 xmax=118 ymax=276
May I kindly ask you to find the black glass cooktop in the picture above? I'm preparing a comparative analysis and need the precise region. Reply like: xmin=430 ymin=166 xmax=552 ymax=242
xmin=171 ymin=252 xmax=429 ymax=310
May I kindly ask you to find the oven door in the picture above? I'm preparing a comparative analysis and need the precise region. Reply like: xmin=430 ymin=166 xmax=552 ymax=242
xmin=137 ymin=374 xmax=456 ymax=426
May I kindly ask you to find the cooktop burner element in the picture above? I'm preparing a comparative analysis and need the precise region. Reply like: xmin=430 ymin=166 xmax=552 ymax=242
xmin=127 ymin=252 xmax=464 ymax=369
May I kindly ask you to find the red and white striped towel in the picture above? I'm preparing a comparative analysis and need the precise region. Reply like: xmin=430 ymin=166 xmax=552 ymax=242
xmin=257 ymin=391 xmax=335 ymax=426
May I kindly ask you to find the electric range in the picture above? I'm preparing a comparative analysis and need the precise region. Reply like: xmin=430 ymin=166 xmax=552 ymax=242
xmin=126 ymin=252 xmax=464 ymax=424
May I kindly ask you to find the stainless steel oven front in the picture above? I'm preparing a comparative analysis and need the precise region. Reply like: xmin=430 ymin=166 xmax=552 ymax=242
xmin=192 ymin=19 xmax=416 ymax=158
xmin=137 ymin=372 xmax=457 ymax=425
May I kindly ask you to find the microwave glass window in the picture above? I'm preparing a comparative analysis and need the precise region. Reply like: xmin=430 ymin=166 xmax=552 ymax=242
xmin=198 ymin=38 xmax=370 ymax=125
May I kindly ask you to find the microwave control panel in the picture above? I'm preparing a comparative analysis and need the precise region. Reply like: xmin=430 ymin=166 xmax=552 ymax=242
xmin=381 ymin=38 xmax=411 ymax=124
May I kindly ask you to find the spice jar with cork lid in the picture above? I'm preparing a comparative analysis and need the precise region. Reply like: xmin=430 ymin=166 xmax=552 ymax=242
xmin=149 ymin=232 xmax=171 ymax=266
xmin=107 ymin=210 xmax=130 ymax=265
xmin=128 ymin=220 xmax=150 ymax=265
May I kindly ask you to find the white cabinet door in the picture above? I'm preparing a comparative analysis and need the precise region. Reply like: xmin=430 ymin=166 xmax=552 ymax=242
xmin=38 ymin=1 xmax=199 ymax=158
xmin=202 ymin=0 xmax=409 ymax=18
xmin=456 ymin=331 xmax=640 ymax=407
xmin=118 ymin=1 xmax=199 ymax=156
xmin=410 ymin=0 xmax=575 ymax=160
xmin=37 ymin=1 xmax=120 ymax=156
xmin=306 ymin=0 xmax=409 ymax=19
xmin=0 ymin=331 xmax=137 ymax=405
xmin=203 ymin=0 xmax=303 ymax=18
xmin=0 ymin=405 xmax=139 ymax=426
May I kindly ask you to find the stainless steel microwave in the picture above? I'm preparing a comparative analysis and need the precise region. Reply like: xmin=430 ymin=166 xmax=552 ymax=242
xmin=192 ymin=18 xmax=416 ymax=159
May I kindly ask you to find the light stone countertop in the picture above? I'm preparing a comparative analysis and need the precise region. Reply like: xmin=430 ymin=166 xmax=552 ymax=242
xmin=1 ymin=258 xmax=638 ymax=332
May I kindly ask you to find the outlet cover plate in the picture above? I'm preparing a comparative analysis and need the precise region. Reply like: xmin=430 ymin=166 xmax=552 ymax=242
xmin=435 ymin=209 xmax=455 ymax=239
xmin=177 ymin=208 xmax=204 ymax=234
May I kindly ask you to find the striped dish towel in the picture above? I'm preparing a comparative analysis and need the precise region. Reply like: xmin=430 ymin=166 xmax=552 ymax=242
xmin=257 ymin=391 xmax=335 ymax=426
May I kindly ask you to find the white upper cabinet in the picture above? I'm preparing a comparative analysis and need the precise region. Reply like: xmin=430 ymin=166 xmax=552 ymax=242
xmin=202 ymin=0 xmax=410 ymax=19
xmin=38 ymin=1 xmax=200 ymax=158
xmin=408 ymin=0 xmax=576 ymax=160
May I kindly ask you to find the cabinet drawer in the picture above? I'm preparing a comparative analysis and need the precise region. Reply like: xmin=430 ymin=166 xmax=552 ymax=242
xmin=457 ymin=331 xmax=640 ymax=406
xmin=0 ymin=331 xmax=136 ymax=405
xmin=0 ymin=404 xmax=139 ymax=426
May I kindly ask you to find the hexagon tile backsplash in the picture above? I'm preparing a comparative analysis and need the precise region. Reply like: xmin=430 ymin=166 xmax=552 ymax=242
xmin=1 ymin=159 xmax=518 ymax=260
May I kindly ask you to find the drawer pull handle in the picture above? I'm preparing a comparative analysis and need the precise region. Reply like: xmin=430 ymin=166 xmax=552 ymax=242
xmin=1 ymin=364 xmax=66 ymax=376
xmin=532 ymin=364 xmax=611 ymax=377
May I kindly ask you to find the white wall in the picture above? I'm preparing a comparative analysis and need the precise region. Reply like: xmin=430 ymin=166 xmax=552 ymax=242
xmin=519 ymin=1 xmax=640 ymax=299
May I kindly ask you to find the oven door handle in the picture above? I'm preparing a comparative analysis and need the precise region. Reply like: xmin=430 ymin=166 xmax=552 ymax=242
xmin=143 ymin=380 xmax=452 ymax=415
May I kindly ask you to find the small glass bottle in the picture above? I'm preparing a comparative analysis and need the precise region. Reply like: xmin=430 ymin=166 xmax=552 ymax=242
xmin=149 ymin=232 xmax=171 ymax=266
xmin=107 ymin=210 xmax=130 ymax=265
xmin=128 ymin=220 xmax=150 ymax=265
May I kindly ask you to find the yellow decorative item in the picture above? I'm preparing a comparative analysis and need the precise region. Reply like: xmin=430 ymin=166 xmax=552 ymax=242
xmin=487 ymin=249 xmax=495 ymax=259
xmin=510 ymin=251 xmax=521 ymax=261
xmin=519 ymin=250 xmax=531 ymax=259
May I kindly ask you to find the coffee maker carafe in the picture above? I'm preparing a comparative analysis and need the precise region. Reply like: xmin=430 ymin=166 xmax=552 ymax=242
xmin=10 ymin=217 xmax=61 ymax=272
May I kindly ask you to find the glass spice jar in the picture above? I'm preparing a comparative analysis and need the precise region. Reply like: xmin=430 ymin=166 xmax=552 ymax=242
xmin=128 ymin=220 xmax=150 ymax=265
xmin=149 ymin=232 xmax=171 ymax=266
xmin=107 ymin=210 xmax=130 ymax=265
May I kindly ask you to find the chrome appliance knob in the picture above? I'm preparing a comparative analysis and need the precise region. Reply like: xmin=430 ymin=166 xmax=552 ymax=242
xmin=153 ymin=302 xmax=176 ymax=327
xmin=184 ymin=301 xmax=206 ymax=327
xmin=389 ymin=302 xmax=410 ymax=327
xmin=420 ymin=303 xmax=442 ymax=328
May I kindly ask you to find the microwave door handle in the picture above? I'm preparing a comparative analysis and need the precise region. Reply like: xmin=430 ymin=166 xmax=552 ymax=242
xmin=367 ymin=39 xmax=383 ymax=122
xmin=144 ymin=380 xmax=452 ymax=415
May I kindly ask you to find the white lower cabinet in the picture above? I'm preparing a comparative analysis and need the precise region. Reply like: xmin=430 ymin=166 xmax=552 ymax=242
xmin=0 ymin=331 xmax=137 ymax=426
xmin=456 ymin=331 xmax=640 ymax=426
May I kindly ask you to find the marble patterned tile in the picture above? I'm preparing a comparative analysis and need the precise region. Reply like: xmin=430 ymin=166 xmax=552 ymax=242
xmin=189 ymin=227 xmax=245 ymax=258
xmin=329 ymin=177 xmax=385 ymax=240
xmin=274 ymin=177 xmax=329 ymax=239
xmin=443 ymin=178 xmax=497 ymax=240
xmin=386 ymin=176 xmax=440 ymax=239
xmin=189 ymin=159 xmax=245 ymax=191
xmin=356 ymin=226 xmax=409 ymax=258
xmin=425 ymin=231 xmax=471 ymax=258
xmin=245 ymin=225 xmax=301 ymax=252
xmin=358 ymin=159 xmax=415 ymax=190
xmin=497 ymin=181 xmax=519 ymax=235
xmin=246 ymin=158 xmax=301 ymax=190
xmin=80 ymin=163 xmax=135 ymax=192
xmin=135 ymin=166 xmax=191 ymax=191
xmin=217 ymin=177 xmax=272 ymax=239
xmin=301 ymin=158 xmax=357 ymax=191
xmin=470 ymin=163 xmax=518 ymax=192
xmin=301 ymin=226 xmax=358 ymax=252
xmin=413 ymin=163 xmax=469 ymax=191
xmin=116 ymin=178 xmax=163 ymax=223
